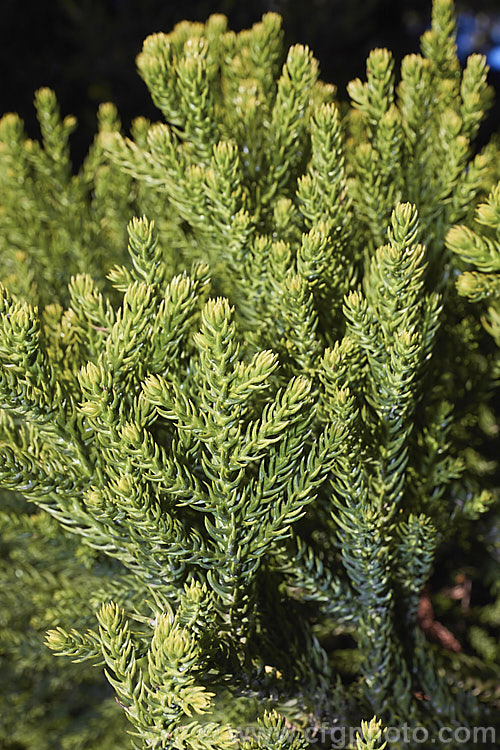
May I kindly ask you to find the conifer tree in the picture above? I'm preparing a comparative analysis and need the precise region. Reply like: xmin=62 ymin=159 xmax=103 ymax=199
xmin=0 ymin=1 xmax=499 ymax=747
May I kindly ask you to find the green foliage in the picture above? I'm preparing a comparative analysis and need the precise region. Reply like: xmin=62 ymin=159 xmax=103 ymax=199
xmin=0 ymin=494 xmax=127 ymax=749
xmin=1 ymin=1 xmax=499 ymax=747
xmin=355 ymin=717 xmax=387 ymax=750
xmin=447 ymin=182 xmax=500 ymax=345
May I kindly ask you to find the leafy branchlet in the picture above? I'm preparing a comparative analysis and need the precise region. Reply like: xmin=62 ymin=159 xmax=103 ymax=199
xmin=1 ymin=0 xmax=499 ymax=747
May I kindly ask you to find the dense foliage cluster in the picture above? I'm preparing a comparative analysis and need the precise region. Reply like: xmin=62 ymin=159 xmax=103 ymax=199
xmin=0 ymin=1 xmax=498 ymax=747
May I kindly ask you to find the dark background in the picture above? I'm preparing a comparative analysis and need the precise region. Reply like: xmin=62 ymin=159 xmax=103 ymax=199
xmin=0 ymin=0 xmax=499 ymax=167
